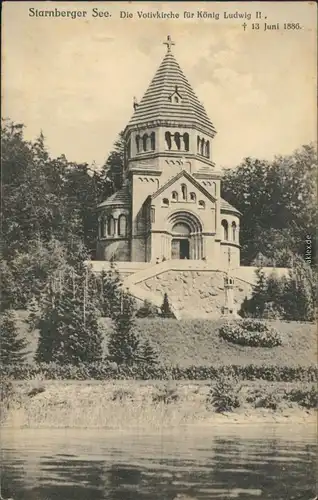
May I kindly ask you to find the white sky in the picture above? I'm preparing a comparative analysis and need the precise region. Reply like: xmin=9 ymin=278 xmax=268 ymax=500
xmin=2 ymin=1 xmax=317 ymax=168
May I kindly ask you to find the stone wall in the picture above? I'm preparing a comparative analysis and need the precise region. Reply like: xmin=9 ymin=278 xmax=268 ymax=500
xmin=138 ymin=269 xmax=253 ymax=318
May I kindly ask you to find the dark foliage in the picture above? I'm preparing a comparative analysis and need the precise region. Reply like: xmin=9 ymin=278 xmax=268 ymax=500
xmin=0 ymin=311 xmax=28 ymax=365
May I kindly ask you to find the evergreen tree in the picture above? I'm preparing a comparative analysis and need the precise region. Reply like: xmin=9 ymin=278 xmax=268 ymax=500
xmin=99 ymin=262 xmax=122 ymax=317
xmin=136 ymin=299 xmax=159 ymax=318
xmin=107 ymin=291 xmax=139 ymax=365
xmin=36 ymin=266 xmax=103 ymax=364
xmin=139 ymin=339 xmax=159 ymax=367
xmin=283 ymin=256 xmax=315 ymax=321
xmin=160 ymin=293 xmax=175 ymax=318
xmin=0 ymin=311 xmax=28 ymax=365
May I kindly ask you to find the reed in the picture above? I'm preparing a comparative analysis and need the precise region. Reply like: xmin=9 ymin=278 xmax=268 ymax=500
xmin=2 ymin=380 xmax=316 ymax=429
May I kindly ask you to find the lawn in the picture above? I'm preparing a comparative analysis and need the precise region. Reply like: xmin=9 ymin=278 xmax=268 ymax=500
xmin=15 ymin=310 xmax=317 ymax=368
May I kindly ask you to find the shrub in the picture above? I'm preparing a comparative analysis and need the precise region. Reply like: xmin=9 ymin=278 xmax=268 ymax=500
xmin=136 ymin=300 xmax=160 ymax=318
xmin=111 ymin=388 xmax=134 ymax=402
xmin=152 ymin=383 xmax=179 ymax=404
xmin=219 ymin=319 xmax=282 ymax=348
xmin=254 ymin=390 xmax=283 ymax=410
xmin=207 ymin=376 xmax=241 ymax=412
xmin=287 ymin=386 xmax=318 ymax=409
xmin=0 ymin=378 xmax=14 ymax=403
xmin=0 ymin=362 xmax=317 ymax=383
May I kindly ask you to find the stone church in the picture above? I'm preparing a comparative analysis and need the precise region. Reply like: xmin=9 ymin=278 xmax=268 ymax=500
xmin=96 ymin=36 xmax=241 ymax=270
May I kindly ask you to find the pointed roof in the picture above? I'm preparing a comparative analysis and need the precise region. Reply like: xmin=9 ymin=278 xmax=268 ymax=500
xmin=125 ymin=41 xmax=216 ymax=137
xmin=97 ymin=183 xmax=130 ymax=209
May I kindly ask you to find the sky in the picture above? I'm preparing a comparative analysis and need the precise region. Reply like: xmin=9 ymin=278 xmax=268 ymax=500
xmin=2 ymin=1 xmax=317 ymax=169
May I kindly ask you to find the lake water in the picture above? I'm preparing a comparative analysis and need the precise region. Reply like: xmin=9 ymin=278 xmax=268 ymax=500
xmin=1 ymin=424 xmax=316 ymax=500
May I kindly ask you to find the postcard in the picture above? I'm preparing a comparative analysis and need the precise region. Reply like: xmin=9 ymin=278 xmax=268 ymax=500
xmin=1 ymin=2 xmax=317 ymax=499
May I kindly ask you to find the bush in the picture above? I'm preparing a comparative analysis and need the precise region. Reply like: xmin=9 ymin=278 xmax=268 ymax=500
xmin=254 ymin=390 xmax=283 ymax=410
xmin=219 ymin=319 xmax=282 ymax=348
xmin=152 ymin=383 xmax=179 ymax=404
xmin=207 ymin=376 xmax=241 ymax=412
xmin=136 ymin=300 xmax=160 ymax=318
xmin=287 ymin=386 xmax=318 ymax=409
xmin=0 ymin=362 xmax=317 ymax=383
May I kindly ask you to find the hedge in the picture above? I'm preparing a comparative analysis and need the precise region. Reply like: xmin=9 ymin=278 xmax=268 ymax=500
xmin=219 ymin=319 xmax=282 ymax=348
xmin=1 ymin=363 xmax=317 ymax=382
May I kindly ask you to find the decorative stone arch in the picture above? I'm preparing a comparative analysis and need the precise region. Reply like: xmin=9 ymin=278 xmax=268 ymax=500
xmin=181 ymin=183 xmax=187 ymax=200
xmin=167 ymin=210 xmax=204 ymax=260
xmin=183 ymin=133 xmax=189 ymax=151
xmin=118 ymin=214 xmax=127 ymax=237
xmin=231 ymin=221 xmax=237 ymax=241
xmin=172 ymin=190 xmax=178 ymax=202
xmin=221 ymin=219 xmax=229 ymax=240
xmin=142 ymin=133 xmax=149 ymax=152
xmin=150 ymin=131 xmax=156 ymax=150
xmin=107 ymin=215 xmax=116 ymax=237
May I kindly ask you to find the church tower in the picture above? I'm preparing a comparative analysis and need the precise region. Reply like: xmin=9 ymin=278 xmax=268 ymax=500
xmin=97 ymin=36 xmax=241 ymax=267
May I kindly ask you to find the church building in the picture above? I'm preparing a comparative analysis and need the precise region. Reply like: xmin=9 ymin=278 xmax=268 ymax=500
xmin=96 ymin=36 xmax=241 ymax=269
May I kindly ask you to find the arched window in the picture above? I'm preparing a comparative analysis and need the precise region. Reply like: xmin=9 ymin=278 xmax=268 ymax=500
xmin=221 ymin=220 xmax=229 ymax=240
xmin=150 ymin=132 xmax=155 ymax=150
xmin=200 ymin=138 xmax=205 ymax=156
xmin=190 ymin=192 xmax=196 ymax=202
xmin=172 ymin=191 xmax=178 ymax=202
xmin=197 ymin=136 xmax=201 ymax=153
xmin=232 ymin=221 xmax=237 ymax=241
xmin=100 ymin=216 xmax=106 ymax=238
xmin=142 ymin=133 xmax=148 ymax=152
xmin=212 ymin=182 xmax=217 ymax=195
xmin=118 ymin=215 xmax=127 ymax=237
xmin=183 ymin=133 xmax=189 ymax=151
xmin=205 ymin=141 xmax=210 ymax=158
xmin=135 ymin=135 xmax=140 ymax=153
xmin=198 ymin=200 xmax=205 ymax=209
xmin=162 ymin=198 xmax=169 ymax=207
xmin=174 ymin=132 xmax=181 ymax=150
xmin=165 ymin=131 xmax=172 ymax=150
xmin=174 ymin=95 xmax=179 ymax=103
xmin=107 ymin=216 xmax=115 ymax=237
xmin=181 ymin=184 xmax=187 ymax=201
xmin=127 ymin=139 xmax=131 ymax=159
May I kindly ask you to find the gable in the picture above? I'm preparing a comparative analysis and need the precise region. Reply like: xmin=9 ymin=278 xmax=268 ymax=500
xmin=151 ymin=170 xmax=216 ymax=205
xmin=149 ymin=170 xmax=216 ymax=209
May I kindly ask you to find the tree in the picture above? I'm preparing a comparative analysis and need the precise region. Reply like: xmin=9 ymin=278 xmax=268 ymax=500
xmin=0 ymin=311 xmax=28 ymax=365
xmin=99 ymin=262 xmax=122 ymax=317
xmin=160 ymin=293 xmax=175 ymax=319
xmin=107 ymin=292 xmax=140 ymax=365
xmin=222 ymin=144 xmax=317 ymax=264
xmin=136 ymin=299 xmax=159 ymax=318
xmin=283 ymin=256 xmax=315 ymax=321
xmin=99 ymin=131 xmax=126 ymax=195
xmin=36 ymin=266 xmax=103 ymax=364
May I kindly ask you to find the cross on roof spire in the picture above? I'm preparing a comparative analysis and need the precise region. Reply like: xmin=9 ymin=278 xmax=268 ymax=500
xmin=163 ymin=35 xmax=175 ymax=53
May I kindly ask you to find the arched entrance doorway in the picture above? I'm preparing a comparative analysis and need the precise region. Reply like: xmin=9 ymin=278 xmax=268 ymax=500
xmin=168 ymin=211 xmax=203 ymax=260
xmin=171 ymin=222 xmax=190 ymax=259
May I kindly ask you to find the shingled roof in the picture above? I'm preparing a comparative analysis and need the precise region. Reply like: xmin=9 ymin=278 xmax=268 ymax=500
xmin=125 ymin=49 xmax=216 ymax=137
xmin=220 ymin=198 xmax=241 ymax=215
xmin=97 ymin=184 xmax=130 ymax=209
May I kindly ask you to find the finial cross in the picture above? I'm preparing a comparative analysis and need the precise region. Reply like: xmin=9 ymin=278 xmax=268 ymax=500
xmin=163 ymin=35 xmax=175 ymax=53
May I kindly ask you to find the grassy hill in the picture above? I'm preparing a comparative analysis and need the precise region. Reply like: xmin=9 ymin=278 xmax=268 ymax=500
xmin=14 ymin=311 xmax=316 ymax=367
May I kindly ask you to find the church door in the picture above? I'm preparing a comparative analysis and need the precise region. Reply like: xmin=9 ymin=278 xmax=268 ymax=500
xmin=171 ymin=239 xmax=180 ymax=259
xmin=171 ymin=238 xmax=190 ymax=259
xmin=180 ymin=239 xmax=190 ymax=259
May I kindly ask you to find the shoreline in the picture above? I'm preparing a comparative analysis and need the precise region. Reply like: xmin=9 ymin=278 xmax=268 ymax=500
xmin=2 ymin=380 xmax=316 ymax=430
